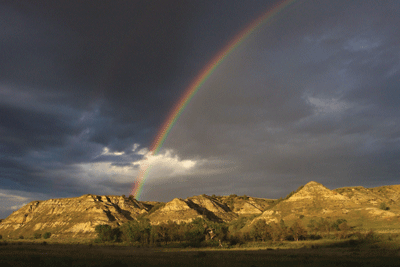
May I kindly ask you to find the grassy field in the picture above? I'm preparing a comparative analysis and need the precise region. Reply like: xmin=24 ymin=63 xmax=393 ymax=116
xmin=1 ymin=235 xmax=400 ymax=267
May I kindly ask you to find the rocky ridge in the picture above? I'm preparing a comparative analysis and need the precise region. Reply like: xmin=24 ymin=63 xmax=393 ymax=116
xmin=0 ymin=194 xmax=147 ymax=238
xmin=253 ymin=181 xmax=400 ymax=228
xmin=1 ymin=181 xmax=399 ymax=238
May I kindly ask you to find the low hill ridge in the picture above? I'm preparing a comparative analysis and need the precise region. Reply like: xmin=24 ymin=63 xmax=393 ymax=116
xmin=254 ymin=182 xmax=400 ymax=227
xmin=286 ymin=181 xmax=350 ymax=203
xmin=0 ymin=194 xmax=148 ymax=238
xmin=1 ymin=182 xmax=399 ymax=239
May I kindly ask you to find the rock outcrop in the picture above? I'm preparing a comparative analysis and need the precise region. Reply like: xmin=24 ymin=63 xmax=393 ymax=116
xmin=147 ymin=194 xmax=274 ymax=225
xmin=334 ymin=185 xmax=400 ymax=206
xmin=253 ymin=181 xmax=400 ymax=227
xmin=1 ymin=181 xmax=399 ymax=239
xmin=148 ymin=198 xmax=203 ymax=225
xmin=0 ymin=194 xmax=148 ymax=239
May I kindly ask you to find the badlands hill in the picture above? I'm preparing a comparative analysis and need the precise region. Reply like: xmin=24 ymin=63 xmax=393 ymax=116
xmin=251 ymin=181 xmax=400 ymax=230
xmin=1 ymin=181 xmax=399 ymax=239
xmin=0 ymin=192 xmax=273 ymax=239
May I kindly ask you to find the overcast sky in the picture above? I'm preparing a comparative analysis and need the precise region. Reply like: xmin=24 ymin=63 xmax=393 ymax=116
xmin=1 ymin=0 xmax=399 ymax=218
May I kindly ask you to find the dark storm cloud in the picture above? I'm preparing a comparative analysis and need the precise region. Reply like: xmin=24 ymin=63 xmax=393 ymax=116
xmin=1 ymin=0 xmax=399 ymax=215
xmin=0 ymin=103 xmax=79 ymax=155
xmin=2 ymin=0 xmax=285 ymax=214
xmin=160 ymin=0 xmax=400 ymax=200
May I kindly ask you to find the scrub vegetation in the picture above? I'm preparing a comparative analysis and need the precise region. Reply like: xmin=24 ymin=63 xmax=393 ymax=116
xmin=90 ymin=216 xmax=380 ymax=248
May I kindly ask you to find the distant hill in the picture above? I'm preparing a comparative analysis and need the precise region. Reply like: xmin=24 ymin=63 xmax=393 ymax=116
xmin=1 ymin=181 xmax=399 ymax=239
xmin=250 ymin=181 xmax=400 ymax=231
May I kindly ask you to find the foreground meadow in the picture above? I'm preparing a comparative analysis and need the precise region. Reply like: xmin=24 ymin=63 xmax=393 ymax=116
xmin=1 ymin=236 xmax=400 ymax=267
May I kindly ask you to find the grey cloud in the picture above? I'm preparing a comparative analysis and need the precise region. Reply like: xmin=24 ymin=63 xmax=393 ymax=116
xmin=160 ymin=0 xmax=400 ymax=198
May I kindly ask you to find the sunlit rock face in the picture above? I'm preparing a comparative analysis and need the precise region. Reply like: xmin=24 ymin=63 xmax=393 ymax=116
xmin=253 ymin=181 xmax=400 ymax=228
xmin=0 ymin=194 xmax=148 ymax=238
xmin=334 ymin=185 xmax=400 ymax=207
xmin=2 ymin=181 xmax=399 ymax=239
xmin=147 ymin=195 xmax=274 ymax=225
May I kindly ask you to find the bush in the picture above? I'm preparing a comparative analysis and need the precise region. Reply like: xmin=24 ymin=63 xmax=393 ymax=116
xmin=19 ymin=235 xmax=24 ymax=239
xmin=43 ymin=232 xmax=51 ymax=239
xmin=0 ymin=234 xmax=2 ymax=240
xmin=379 ymin=202 xmax=390 ymax=210
xmin=365 ymin=229 xmax=377 ymax=241
xmin=34 ymin=233 xmax=42 ymax=239
xmin=228 ymin=233 xmax=245 ymax=246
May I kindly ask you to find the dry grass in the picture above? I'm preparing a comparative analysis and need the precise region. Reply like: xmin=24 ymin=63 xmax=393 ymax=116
xmin=1 ymin=236 xmax=400 ymax=267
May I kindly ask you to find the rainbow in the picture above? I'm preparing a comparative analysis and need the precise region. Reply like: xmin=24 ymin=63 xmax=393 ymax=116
xmin=131 ymin=0 xmax=297 ymax=199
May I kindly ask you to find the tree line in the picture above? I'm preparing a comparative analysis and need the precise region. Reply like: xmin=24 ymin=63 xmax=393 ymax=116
xmin=95 ymin=216 xmax=353 ymax=247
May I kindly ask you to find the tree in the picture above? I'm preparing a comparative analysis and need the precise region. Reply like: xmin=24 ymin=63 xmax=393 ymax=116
xmin=250 ymin=219 xmax=271 ymax=241
xmin=95 ymin=224 xmax=121 ymax=242
xmin=207 ymin=221 xmax=229 ymax=242
xmin=316 ymin=218 xmax=332 ymax=237
xmin=290 ymin=220 xmax=307 ymax=241
xmin=120 ymin=218 xmax=151 ymax=244
xmin=270 ymin=222 xmax=281 ymax=242
xmin=337 ymin=222 xmax=351 ymax=239
xmin=34 ymin=233 xmax=42 ymax=239
xmin=279 ymin=219 xmax=289 ymax=241
xmin=43 ymin=232 xmax=51 ymax=239
xmin=153 ymin=223 xmax=170 ymax=244
xmin=183 ymin=218 xmax=207 ymax=246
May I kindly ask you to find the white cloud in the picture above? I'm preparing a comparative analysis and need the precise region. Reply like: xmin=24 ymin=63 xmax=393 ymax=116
xmin=0 ymin=190 xmax=32 ymax=217
xmin=9 ymin=203 xmax=27 ymax=210
xmin=72 ymin=147 xmax=233 ymax=186
xmin=0 ymin=192 xmax=30 ymax=202
xmin=307 ymin=96 xmax=351 ymax=114
xmin=100 ymin=147 xmax=125 ymax=156
xmin=132 ymin=143 xmax=140 ymax=152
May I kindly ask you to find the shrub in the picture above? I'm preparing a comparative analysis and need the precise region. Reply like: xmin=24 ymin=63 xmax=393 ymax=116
xmin=331 ymin=219 xmax=347 ymax=231
xmin=43 ymin=232 xmax=51 ymax=239
xmin=19 ymin=235 xmax=24 ymax=239
xmin=365 ymin=229 xmax=377 ymax=241
xmin=0 ymin=234 xmax=2 ymax=240
xmin=34 ymin=233 xmax=42 ymax=239
xmin=228 ymin=233 xmax=245 ymax=246
xmin=379 ymin=202 xmax=390 ymax=210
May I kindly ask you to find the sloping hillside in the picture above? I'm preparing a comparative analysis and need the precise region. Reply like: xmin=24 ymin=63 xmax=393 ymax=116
xmin=0 ymin=194 xmax=148 ymax=238
xmin=1 ymin=181 xmax=399 ymax=239
xmin=147 ymin=194 xmax=273 ymax=224
xmin=252 ymin=181 xmax=400 ymax=230
xmin=334 ymin=185 xmax=400 ymax=208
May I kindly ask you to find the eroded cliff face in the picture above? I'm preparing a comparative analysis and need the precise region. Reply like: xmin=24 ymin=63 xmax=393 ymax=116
xmin=0 ymin=194 xmax=147 ymax=238
xmin=148 ymin=198 xmax=203 ymax=225
xmin=254 ymin=181 xmax=400 ymax=226
xmin=334 ymin=185 xmax=400 ymax=206
xmin=147 ymin=195 xmax=273 ymax=225
xmin=2 ymin=181 xmax=399 ymax=239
